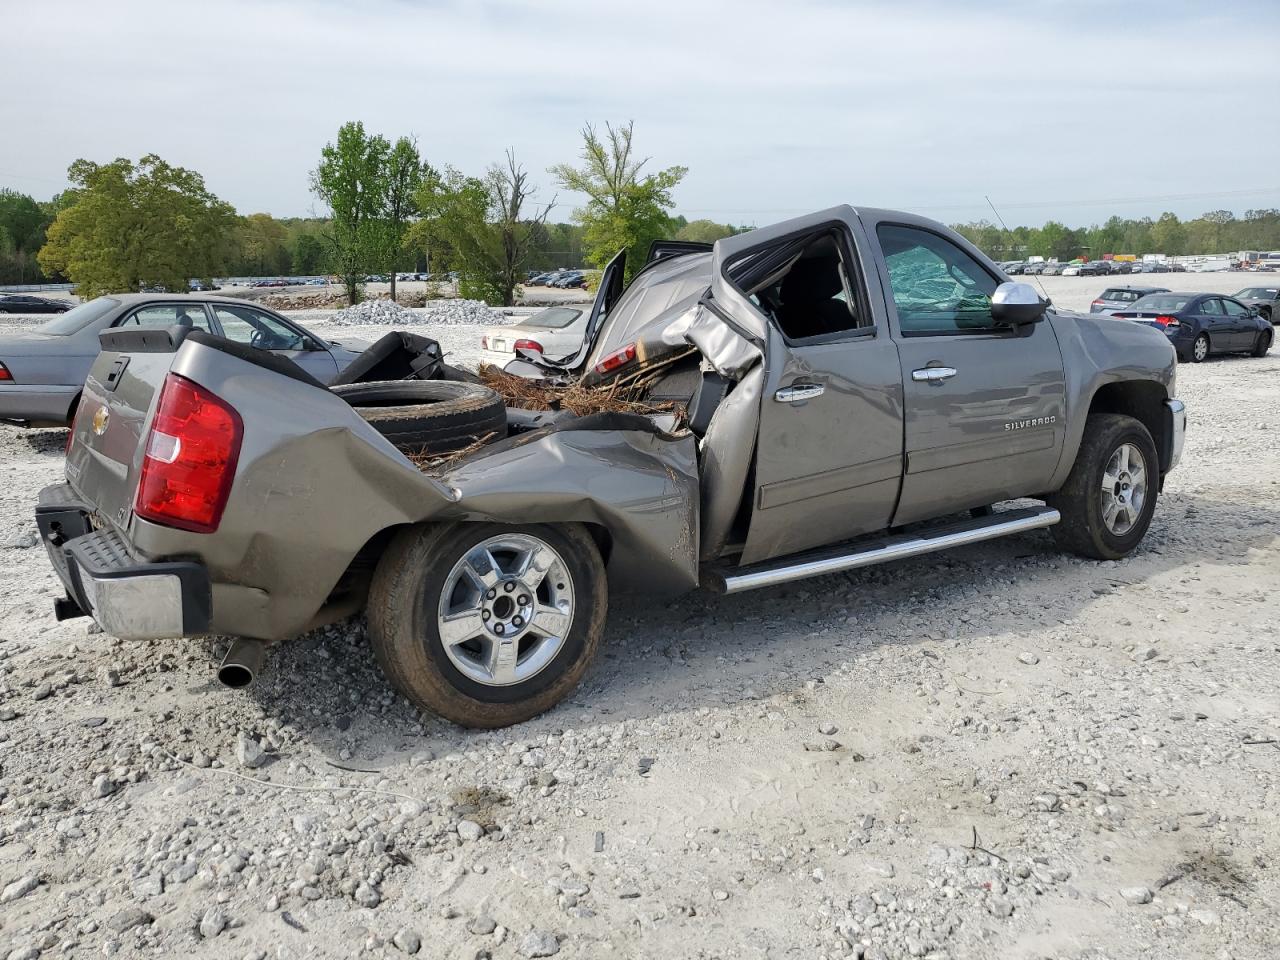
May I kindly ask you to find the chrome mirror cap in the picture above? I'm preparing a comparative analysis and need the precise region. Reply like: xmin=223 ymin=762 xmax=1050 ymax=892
xmin=992 ymin=281 xmax=1047 ymax=325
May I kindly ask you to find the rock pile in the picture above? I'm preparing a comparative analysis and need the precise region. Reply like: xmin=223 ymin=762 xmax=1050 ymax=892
xmin=328 ymin=299 xmax=505 ymax=327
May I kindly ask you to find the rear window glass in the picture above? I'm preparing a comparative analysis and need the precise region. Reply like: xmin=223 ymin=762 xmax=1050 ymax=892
xmin=1101 ymin=289 xmax=1143 ymax=303
xmin=1131 ymin=295 xmax=1191 ymax=312
xmin=37 ymin=297 xmax=120 ymax=335
xmin=1235 ymin=288 xmax=1278 ymax=299
xmin=516 ymin=307 xmax=582 ymax=331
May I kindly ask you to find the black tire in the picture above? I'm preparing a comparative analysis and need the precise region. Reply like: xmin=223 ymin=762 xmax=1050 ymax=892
xmin=1251 ymin=329 xmax=1272 ymax=358
xmin=1047 ymin=413 xmax=1159 ymax=561
xmin=332 ymin=380 xmax=506 ymax=452
xmin=367 ymin=522 xmax=608 ymax=728
xmin=1190 ymin=333 xmax=1210 ymax=363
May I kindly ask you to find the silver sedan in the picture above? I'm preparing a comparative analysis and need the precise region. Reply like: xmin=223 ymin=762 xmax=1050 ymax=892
xmin=0 ymin=294 xmax=366 ymax=427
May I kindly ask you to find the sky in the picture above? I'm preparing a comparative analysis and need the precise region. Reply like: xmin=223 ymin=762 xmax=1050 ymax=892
xmin=3 ymin=0 xmax=1278 ymax=229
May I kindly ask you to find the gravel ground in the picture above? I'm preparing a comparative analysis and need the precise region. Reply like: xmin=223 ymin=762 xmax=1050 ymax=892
xmin=0 ymin=312 xmax=1278 ymax=959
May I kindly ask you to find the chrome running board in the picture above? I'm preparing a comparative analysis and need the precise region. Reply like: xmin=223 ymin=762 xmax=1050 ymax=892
xmin=702 ymin=506 xmax=1060 ymax=595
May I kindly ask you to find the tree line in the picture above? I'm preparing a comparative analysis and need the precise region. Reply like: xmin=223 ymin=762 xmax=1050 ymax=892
xmin=952 ymin=209 xmax=1280 ymax=264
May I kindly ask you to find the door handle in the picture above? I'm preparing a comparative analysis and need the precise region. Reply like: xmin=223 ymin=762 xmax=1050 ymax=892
xmin=774 ymin=383 xmax=825 ymax=403
xmin=911 ymin=366 xmax=958 ymax=383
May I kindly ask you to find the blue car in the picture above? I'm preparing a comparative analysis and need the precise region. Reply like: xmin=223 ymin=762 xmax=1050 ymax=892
xmin=1112 ymin=292 xmax=1272 ymax=363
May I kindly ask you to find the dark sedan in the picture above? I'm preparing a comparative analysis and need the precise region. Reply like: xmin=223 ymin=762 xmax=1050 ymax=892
xmin=0 ymin=294 xmax=73 ymax=314
xmin=0 ymin=294 xmax=367 ymax=427
xmin=1233 ymin=286 xmax=1279 ymax=324
xmin=1112 ymin=292 xmax=1272 ymax=363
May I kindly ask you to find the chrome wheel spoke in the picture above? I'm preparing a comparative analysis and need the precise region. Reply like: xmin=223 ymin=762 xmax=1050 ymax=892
xmin=464 ymin=548 xmax=502 ymax=590
xmin=531 ymin=604 xmax=571 ymax=639
xmin=518 ymin=544 xmax=559 ymax=592
xmin=485 ymin=639 xmax=520 ymax=685
xmin=439 ymin=610 xmax=485 ymax=647
xmin=1101 ymin=468 xmax=1120 ymax=493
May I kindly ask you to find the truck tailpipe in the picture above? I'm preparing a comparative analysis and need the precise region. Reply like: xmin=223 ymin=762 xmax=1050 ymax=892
xmin=218 ymin=638 xmax=266 ymax=688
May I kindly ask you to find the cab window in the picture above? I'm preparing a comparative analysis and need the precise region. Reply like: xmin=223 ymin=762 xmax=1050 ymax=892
xmin=877 ymin=224 xmax=998 ymax=334
xmin=740 ymin=229 xmax=870 ymax=342
xmin=116 ymin=304 xmax=212 ymax=331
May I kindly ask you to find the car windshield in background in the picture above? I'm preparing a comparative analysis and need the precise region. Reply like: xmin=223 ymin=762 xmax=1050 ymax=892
xmin=37 ymin=297 xmax=119 ymax=335
xmin=1100 ymin=289 xmax=1144 ymax=303
xmin=1235 ymin=288 xmax=1278 ymax=299
xmin=517 ymin=307 xmax=582 ymax=330
xmin=1130 ymin=295 xmax=1192 ymax=312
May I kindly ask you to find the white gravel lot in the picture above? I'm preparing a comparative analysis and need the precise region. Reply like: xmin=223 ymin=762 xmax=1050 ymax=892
xmin=0 ymin=286 xmax=1277 ymax=959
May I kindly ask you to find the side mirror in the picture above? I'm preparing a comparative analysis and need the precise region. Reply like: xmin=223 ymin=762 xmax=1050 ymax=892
xmin=991 ymin=281 xmax=1046 ymax=326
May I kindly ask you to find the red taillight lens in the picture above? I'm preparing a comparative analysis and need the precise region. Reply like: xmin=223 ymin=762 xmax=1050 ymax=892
xmin=0 ymin=361 xmax=12 ymax=381
xmin=1154 ymin=315 xmax=1178 ymax=327
xmin=1091 ymin=300 xmax=1104 ymax=306
xmin=514 ymin=338 xmax=543 ymax=354
xmin=593 ymin=342 xmax=637 ymax=375
xmin=135 ymin=373 xmax=242 ymax=533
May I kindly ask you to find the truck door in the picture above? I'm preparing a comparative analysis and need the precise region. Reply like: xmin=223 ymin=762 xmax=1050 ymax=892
xmin=867 ymin=218 xmax=1067 ymax=526
xmin=708 ymin=210 xmax=906 ymax=565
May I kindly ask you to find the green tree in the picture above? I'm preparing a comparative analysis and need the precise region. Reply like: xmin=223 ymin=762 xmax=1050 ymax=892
xmin=310 ymin=122 xmax=392 ymax=304
xmin=235 ymin=212 xmax=291 ymax=276
xmin=549 ymin=121 xmax=686 ymax=282
xmin=675 ymin=219 xmax=734 ymax=244
xmin=413 ymin=151 xmax=554 ymax=306
xmin=385 ymin=136 xmax=429 ymax=302
xmin=290 ymin=231 xmax=329 ymax=275
xmin=38 ymin=154 xmax=237 ymax=298
xmin=1151 ymin=212 xmax=1186 ymax=256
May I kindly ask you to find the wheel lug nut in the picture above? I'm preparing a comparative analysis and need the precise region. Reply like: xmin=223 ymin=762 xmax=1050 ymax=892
xmin=481 ymin=610 xmax=490 ymax=621
xmin=513 ymin=616 xmax=524 ymax=627
xmin=504 ymin=581 xmax=515 ymax=592
xmin=494 ymin=623 xmax=505 ymax=635
xmin=486 ymin=588 xmax=496 ymax=599
xmin=518 ymin=595 xmax=529 ymax=605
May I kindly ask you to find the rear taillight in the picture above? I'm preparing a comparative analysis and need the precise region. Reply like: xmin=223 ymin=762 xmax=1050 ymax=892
xmin=135 ymin=373 xmax=242 ymax=534
xmin=514 ymin=338 xmax=543 ymax=354
xmin=1091 ymin=300 xmax=1104 ymax=306
xmin=0 ymin=361 xmax=12 ymax=381
xmin=593 ymin=342 xmax=637 ymax=375
xmin=1154 ymin=315 xmax=1178 ymax=327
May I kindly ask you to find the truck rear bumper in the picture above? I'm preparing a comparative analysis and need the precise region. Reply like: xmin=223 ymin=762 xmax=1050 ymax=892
xmin=35 ymin=483 xmax=211 ymax=639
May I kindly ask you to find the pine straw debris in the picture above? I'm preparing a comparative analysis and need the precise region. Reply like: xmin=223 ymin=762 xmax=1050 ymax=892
xmin=407 ymin=352 xmax=696 ymax=474
xmin=476 ymin=351 xmax=694 ymax=419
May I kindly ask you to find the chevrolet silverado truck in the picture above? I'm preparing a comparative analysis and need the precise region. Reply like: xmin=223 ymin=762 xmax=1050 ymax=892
xmin=35 ymin=206 xmax=1186 ymax=727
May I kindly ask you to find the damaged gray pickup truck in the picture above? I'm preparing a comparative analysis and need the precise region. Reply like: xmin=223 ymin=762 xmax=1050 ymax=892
xmin=36 ymin=206 xmax=1187 ymax=727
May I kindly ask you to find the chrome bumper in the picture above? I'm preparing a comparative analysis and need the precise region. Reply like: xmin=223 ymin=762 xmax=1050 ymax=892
xmin=1164 ymin=399 xmax=1186 ymax=471
xmin=35 ymin=483 xmax=211 ymax=639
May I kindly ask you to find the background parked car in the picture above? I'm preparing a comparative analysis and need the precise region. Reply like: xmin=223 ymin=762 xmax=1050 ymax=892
xmin=1233 ymin=285 xmax=1280 ymax=323
xmin=479 ymin=305 xmax=587 ymax=365
xmin=0 ymin=294 xmax=367 ymax=427
xmin=0 ymin=294 xmax=73 ymax=314
xmin=1090 ymin=285 xmax=1171 ymax=315
xmin=1111 ymin=292 xmax=1272 ymax=362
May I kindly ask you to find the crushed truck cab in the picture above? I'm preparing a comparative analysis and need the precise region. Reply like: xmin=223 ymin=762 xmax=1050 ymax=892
xmin=38 ymin=205 xmax=1186 ymax=727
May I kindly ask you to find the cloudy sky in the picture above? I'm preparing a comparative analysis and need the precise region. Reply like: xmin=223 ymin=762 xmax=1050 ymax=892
xmin=3 ymin=0 xmax=1278 ymax=228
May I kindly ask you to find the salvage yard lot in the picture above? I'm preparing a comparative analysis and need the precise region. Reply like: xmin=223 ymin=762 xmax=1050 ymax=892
xmin=1 ymin=311 xmax=1278 ymax=958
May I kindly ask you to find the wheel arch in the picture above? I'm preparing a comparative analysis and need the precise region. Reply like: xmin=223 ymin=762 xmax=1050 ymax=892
xmin=1085 ymin=380 xmax=1175 ymax=473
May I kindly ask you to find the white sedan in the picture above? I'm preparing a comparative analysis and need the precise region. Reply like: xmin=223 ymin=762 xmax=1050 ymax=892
xmin=479 ymin=306 xmax=588 ymax=365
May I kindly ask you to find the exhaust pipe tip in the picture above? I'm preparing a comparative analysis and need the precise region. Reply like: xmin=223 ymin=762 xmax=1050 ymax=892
xmin=218 ymin=639 xmax=266 ymax=688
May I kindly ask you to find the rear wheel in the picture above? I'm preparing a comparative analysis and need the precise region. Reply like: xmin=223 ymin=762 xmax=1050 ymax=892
xmin=1191 ymin=333 xmax=1210 ymax=363
xmin=1251 ymin=329 xmax=1272 ymax=357
xmin=1047 ymin=414 xmax=1159 ymax=561
xmin=367 ymin=522 xmax=607 ymax=728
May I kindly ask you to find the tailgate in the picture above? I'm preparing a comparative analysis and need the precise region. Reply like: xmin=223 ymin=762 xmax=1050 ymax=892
xmin=64 ymin=327 xmax=184 ymax=529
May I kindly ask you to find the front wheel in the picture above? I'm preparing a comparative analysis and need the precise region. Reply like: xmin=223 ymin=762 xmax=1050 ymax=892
xmin=1251 ymin=329 xmax=1272 ymax=357
xmin=1047 ymin=414 xmax=1159 ymax=561
xmin=367 ymin=522 xmax=607 ymax=728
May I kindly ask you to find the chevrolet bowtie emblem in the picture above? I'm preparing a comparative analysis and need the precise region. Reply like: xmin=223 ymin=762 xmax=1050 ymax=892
xmin=91 ymin=405 xmax=110 ymax=436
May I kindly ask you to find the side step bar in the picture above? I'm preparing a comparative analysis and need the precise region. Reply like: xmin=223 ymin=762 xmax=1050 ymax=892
xmin=702 ymin=506 xmax=1060 ymax=595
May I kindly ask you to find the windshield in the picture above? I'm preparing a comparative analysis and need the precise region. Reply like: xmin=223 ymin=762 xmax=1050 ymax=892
xmin=1130 ymin=294 xmax=1192 ymax=312
xmin=1235 ymin=288 xmax=1278 ymax=300
xmin=37 ymin=297 xmax=120 ymax=335
xmin=516 ymin=306 xmax=582 ymax=331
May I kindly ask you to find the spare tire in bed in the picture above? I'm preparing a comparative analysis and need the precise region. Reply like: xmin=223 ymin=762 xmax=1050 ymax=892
xmin=332 ymin=380 xmax=507 ymax=453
